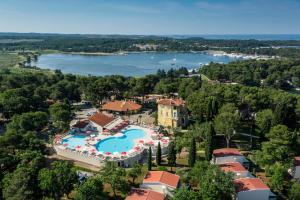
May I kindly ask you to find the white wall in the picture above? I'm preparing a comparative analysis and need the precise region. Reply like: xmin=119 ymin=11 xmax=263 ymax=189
xmin=89 ymin=121 xmax=103 ymax=132
xmin=141 ymin=182 xmax=175 ymax=195
xmin=237 ymin=189 xmax=270 ymax=200
xmin=213 ymin=156 xmax=248 ymax=166
xmin=294 ymin=166 xmax=300 ymax=179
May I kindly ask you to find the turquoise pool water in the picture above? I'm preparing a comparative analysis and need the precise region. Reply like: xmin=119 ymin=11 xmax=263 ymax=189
xmin=62 ymin=135 xmax=87 ymax=149
xmin=95 ymin=129 xmax=145 ymax=153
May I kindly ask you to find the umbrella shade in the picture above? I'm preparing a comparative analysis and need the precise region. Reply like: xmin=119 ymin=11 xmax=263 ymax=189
xmin=139 ymin=140 xmax=144 ymax=144
xmin=134 ymin=146 xmax=141 ymax=151
xmin=105 ymin=152 xmax=111 ymax=155
xmin=63 ymin=143 xmax=68 ymax=147
xmin=121 ymin=152 xmax=127 ymax=155
xmin=161 ymin=139 xmax=168 ymax=143
xmin=148 ymin=141 xmax=154 ymax=145
xmin=75 ymin=145 xmax=81 ymax=149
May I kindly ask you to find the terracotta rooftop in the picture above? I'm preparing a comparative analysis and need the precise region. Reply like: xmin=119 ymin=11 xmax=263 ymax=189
xmin=213 ymin=148 xmax=242 ymax=157
xmin=125 ymin=189 xmax=164 ymax=200
xmin=143 ymin=171 xmax=180 ymax=188
xmin=88 ymin=112 xmax=115 ymax=127
xmin=234 ymin=178 xmax=269 ymax=192
xmin=157 ymin=99 xmax=185 ymax=107
xmin=294 ymin=157 xmax=300 ymax=166
xmin=72 ymin=120 xmax=89 ymax=128
xmin=219 ymin=162 xmax=247 ymax=173
xmin=102 ymin=101 xmax=142 ymax=112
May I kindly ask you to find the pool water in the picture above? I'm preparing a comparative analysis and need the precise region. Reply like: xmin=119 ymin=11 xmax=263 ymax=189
xmin=62 ymin=135 xmax=87 ymax=149
xmin=95 ymin=129 xmax=145 ymax=153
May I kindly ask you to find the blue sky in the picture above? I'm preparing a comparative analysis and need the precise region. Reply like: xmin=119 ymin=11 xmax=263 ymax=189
xmin=0 ymin=0 xmax=299 ymax=34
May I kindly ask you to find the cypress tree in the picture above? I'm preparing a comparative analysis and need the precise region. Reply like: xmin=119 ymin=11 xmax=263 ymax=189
xmin=148 ymin=147 xmax=152 ymax=171
xmin=188 ymin=138 xmax=196 ymax=167
xmin=205 ymin=123 xmax=214 ymax=161
xmin=167 ymin=142 xmax=176 ymax=171
xmin=156 ymin=142 xmax=162 ymax=166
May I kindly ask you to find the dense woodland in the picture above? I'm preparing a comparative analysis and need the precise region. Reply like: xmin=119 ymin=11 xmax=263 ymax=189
xmin=0 ymin=34 xmax=300 ymax=199
xmin=1 ymin=33 xmax=300 ymax=58
xmin=200 ymin=59 xmax=300 ymax=90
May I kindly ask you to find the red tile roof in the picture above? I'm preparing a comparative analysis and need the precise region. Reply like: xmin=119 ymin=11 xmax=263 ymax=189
xmin=125 ymin=189 xmax=165 ymax=200
xmin=72 ymin=120 xmax=90 ymax=128
xmin=213 ymin=148 xmax=242 ymax=157
xmin=294 ymin=157 xmax=300 ymax=166
xmin=234 ymin=178 xmax=269 ymax=192
xmin=143 ymin=171 xmax=180 ymax=188
xmin=219 ymin=162 xmax=247 ymax=173
xmin=88 ymin=112 xmax=115 ymax=127
xmin=102 ymin=101 xmax=142 ymax=112
xmin=157 ymin=99 xmax=185 ymax=107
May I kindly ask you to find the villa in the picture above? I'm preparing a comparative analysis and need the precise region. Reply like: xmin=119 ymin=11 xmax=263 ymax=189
xmin=157 ymin=99 xmax=188 ymax=128
xmin=126 ymin=189 xmax=165 ymax=200
xmin=211 ymin=148 xmax=250 ymax=168
xmin=140 ymin=171 xmax=180 ymax=196
xmin=234 ymin=178 xmax=276 ymax=200
xmin=219 ymin=162 xmax=252 ymax=179
xmin=289 ymin=156 xmax=300 ymax=180
xmin=101 ymin=100 xmax=142 ymax=114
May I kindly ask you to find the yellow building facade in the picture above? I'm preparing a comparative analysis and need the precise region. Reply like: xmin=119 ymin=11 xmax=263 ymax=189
xmin=157 ymin=99 xmax=188 ymax=128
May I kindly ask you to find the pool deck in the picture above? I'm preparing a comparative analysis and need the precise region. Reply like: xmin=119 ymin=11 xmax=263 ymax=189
xmin=54 ymin=124 xmax=169 ymax=167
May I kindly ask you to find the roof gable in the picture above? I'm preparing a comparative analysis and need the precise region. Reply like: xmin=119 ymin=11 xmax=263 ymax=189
xmin=157 ymin=99 xmax=185 ymax=107
xmin=213 ymin=148 xmax=242 ymax=157
xmin=102 ymin=101 xmax=141 ymax=112
xmin=234 ymin=178 xmax=269 ymax=192
xmin=125 ymin=189 xmax=164 ymax=200
xmin=143 ymin=171 xmax=180 ymax=188
xmin=219 ymin=162 xmax=247 ymax=173
xmin=88 ymin=112 xmax=115 ymax=127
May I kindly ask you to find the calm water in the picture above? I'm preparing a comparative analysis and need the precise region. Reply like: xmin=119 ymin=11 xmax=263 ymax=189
xmin=34 ymin=52 xmax=241 ymax=76
xmin=95 ymin=129 xmax=145 ymax=153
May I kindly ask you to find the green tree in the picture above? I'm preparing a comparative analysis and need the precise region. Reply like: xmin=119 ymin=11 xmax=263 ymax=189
xmin=39 ymin=161 xmax=77 ymax=200
xmin=101 ymin=162 xmax=129 ymax=198
xmin=289 ymin=182 xmax=300 ymax=200
xmin=148 ymin=147 xmax=152 ymax=171
xmin=255 ymin=125 xmax=296 ymax=167
xmin=49 ymin=102 xmax=72 ymax=130
xmin=74 ymin=176 xmax=107 ymax=200
xmin=205 ymin=123 xmax=215 ymax=161
xmin=127 ymin=164 xmax=142 ymax=185
xmin=188 ymin=138 xmax=196 ymax=167
xmin=167 ymin=141 xmax=176 ymax=171
xmin=2 ymin=166 xmax=38 ymax=200
xmin=255 ymin=109 xmax=275 ymax=136
xmin=173 ymin=188 xmax=201 ymax=200
xmin=214 ymin=111 xmax=239 ymax=147
xmin=156 ymin=142 xmax=162 ymax=166
xmin=267 ymin=162 xmax=288 ymax=193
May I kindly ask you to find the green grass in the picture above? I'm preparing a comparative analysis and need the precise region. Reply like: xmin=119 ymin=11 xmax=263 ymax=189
xmin=200 ymin=73 xmax=210 ymax=81
xmin=0 ymin=53 xmax=25 ymax=68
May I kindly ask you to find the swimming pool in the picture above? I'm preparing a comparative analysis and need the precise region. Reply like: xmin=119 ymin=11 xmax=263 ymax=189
xmin=95 ymin=129 xmax=146 ymax=153
xmin=62 ymin=135 xmax=87 ymax=149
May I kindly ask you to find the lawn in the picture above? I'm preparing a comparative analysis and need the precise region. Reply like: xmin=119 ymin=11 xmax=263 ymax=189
xmin=0 ymin=53 xmax=25 ymax=68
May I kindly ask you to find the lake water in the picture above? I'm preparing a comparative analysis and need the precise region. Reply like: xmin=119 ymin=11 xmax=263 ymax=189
xmin=34 ymin=52 xmax=241 ymax=77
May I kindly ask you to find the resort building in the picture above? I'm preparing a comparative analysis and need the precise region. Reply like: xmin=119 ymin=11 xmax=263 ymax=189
xmin=71 ymin=112 xmax=122 ymax=133
xmin=126 ymin=189 xmax=165 ymax=200
xmin=211 ymin=148 xmax=250 ymax=168
xmin=234 ymin=178 xmax=276 ymax=200
xmin=141 ymin=171 xmax=180 ymax=196
xmin=157 ymin=99 xmax=188 ymax=128
xmin=219 ymin=162 xmax=252 ymax=179
xmin=289 ymin=156 xmax=300 ymax=180
xmin=102 ymin=100 xmax=142 ymax=114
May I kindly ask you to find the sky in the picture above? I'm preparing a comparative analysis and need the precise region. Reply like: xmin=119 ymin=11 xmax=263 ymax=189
xmin=0 ymin=0 xmax=300 ymax=35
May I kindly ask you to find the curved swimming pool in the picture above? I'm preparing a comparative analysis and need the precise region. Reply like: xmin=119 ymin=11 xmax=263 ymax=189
xmin=95 ymin=129 xmax=145 ymax=153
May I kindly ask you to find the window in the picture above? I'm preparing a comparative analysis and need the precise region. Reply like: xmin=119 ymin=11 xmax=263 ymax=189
xmin=173 ymin=111 xmax=177 ymax=118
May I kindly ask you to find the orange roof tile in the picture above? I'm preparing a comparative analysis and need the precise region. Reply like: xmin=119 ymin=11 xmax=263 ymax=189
xmin=125 ymin=189 xmax=165 ymax=200
xmin=72 ymin=120 xmax=90 ymax=128
xmin=102 ymin=101 xmax=142 ymax=112
xmin=213 ymin=148 xmax=242 ymax=157
xmin=88 ymin=112 xmax=115 ymax=127
xmin=294 ymin=157 xmax=300 ymax=166
xmin=143 ymin=171 xmax=180 ymax=188
xmin=234 ymin=178 xmax=269 ymax=192
xmin=219 ymin=162 xmax=247 ymax=173
xmin=157 ymin=99 xmax=185 ymax=107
